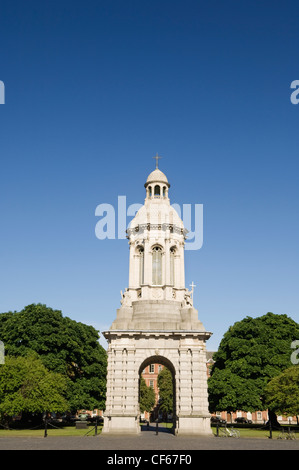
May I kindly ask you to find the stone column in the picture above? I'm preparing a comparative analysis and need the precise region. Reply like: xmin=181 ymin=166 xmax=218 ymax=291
xmin=177 ymin=348 xmax=192 ymax=416
xmin=176 ymin=339 xmax=212 ymax=436
xmin=103 ymin=341 xmax=140 ymax=434
xmin=179 ymin=242 xmax=185 ymax=289
xmin=128 ymin=242 xmax=136 ymax=289
xmin=165 ymin=237 xmax=170 ymax=286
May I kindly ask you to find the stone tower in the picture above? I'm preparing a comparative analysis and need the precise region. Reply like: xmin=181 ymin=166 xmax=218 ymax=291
xmin=102 ymin=162 xmax=212 ymax=435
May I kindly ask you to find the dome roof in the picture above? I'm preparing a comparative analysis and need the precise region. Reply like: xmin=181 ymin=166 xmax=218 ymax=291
xmin=128 ymin=202 xmax=184 ymax=230
xmin=145 ymin=168 xmax=169 ymax=186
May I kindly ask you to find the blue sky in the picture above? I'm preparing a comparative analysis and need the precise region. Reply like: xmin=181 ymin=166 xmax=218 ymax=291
xmin=0 ymin=0 xmax=298 ymax=351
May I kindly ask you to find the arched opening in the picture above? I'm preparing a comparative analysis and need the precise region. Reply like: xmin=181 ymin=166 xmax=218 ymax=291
xmin=170 ymin=246 xmax=176 ymax=286
xmin=152 ymin=245 xmax=162 ymax=285
xmin=154 ymin=185 xmax=160 ymax=197
xmin=138 ymin=355 xmax=176 ymax=434
xmin=148 ymin=186 xmax=152 ymax=197
xmin=137 ymin=246 xmax=144 ymax=286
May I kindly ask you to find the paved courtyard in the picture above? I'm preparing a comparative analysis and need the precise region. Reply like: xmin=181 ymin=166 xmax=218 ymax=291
xmin=0 ymin=429 xmax=298 ymax=450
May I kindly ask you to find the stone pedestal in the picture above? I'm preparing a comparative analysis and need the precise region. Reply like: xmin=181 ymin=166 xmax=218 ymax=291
xmin=102 ymin=415 xmax=140 ymax=435
xmin=75 ymin=421 xmax=88 ymax=429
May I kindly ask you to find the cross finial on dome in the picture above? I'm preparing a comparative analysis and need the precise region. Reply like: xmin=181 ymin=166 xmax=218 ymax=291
xmin=153 ymin=153 xmax=162 ymax=169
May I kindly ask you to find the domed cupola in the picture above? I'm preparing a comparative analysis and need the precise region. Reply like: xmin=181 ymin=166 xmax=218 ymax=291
xmin=144 ymin=154 xmax=170 ymax=200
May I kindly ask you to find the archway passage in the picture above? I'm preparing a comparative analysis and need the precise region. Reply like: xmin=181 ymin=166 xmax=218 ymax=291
xmin=139 ymin=355 xmax=176 ymax=434
xmin=102 ymin=331 xmax=212 ymax=436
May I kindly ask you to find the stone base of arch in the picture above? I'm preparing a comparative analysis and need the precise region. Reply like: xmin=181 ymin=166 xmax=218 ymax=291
xmin=102 ymin=415 xmax=212 ymax=436
xmin=102 ymin=329 xmax=213 ymax=436
xmin=176 ymin=416 xmax=212 ymax=436
xmin=102 ymin=415 xmax=141 ymax=435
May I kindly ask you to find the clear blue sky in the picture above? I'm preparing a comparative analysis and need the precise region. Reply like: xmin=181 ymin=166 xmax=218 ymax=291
xmin=0 ymin=0 xmax=298 ymax=351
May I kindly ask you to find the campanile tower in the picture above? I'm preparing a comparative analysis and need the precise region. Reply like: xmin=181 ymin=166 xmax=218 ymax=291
xmin=102 ymin=160 xmax=212 ymax=435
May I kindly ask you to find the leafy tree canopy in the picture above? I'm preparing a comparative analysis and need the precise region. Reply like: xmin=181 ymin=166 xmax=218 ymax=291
xmin=0 ymin=304 xmax=107 ymax=411
xmin=264 ymin=366 xmax=299 ymax=417
xmin=0 ymin=354 xmax=68 ymax=417
xmin=208 ymin=312 xmax=299 ymax=413
xmin=139 ymin=377 xmax=156 ymax=413
xmin=157 ymin=367 xmax=173 ymax=414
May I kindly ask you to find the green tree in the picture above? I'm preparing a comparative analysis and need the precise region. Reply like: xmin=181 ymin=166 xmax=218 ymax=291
xmin=0 ymin=354 xmax=68 ymax=418
xmin=0 ymin=304 xmax=107 ymax=411
xmin=139 ymin=377 xmax=156 ymax=413
xmin=157 ymin=367 xmax=173 ymax=415
xmin=208 ymin=312 xmax=299 ymax=420
xmin=264 ymin=366 xmax=299 ymax=418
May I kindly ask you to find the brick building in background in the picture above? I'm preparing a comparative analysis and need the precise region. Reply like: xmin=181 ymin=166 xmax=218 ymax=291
xmin=141 ymin=363 xmax=164 ymax=421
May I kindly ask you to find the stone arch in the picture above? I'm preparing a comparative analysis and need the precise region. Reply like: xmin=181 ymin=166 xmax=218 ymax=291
xmin=154 ymin=184 xmax=161 ymax=196
xmin=138 ymin=353 xmax=177 ymax=376
xmin=135 ymin=244 xmax=144 ymax=255
xmin=138 ymin=354 xmax=177 ymax=433
xmin=151 ymin=243 xmax=163 ymax=251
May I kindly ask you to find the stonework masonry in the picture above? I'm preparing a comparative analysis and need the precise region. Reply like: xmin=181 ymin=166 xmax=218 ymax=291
xmin=102 ymin=164 xmax=212 ymax=435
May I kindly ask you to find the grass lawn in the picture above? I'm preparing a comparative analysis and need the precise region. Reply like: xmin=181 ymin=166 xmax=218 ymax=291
xmin=0 ymin=425 xmax=103 ymax=438
xmin=141 ymin=422 xmax=288 ymax=439
xmin=0 ymin=424 xmax=296 ymax=440
xmin=212 ymin=426 xmax=297 ymax=440
xmin=215 ymin=428 xmax=271 ymax=439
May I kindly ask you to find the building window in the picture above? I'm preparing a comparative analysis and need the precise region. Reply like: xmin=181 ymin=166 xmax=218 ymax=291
xmin=152 ymin=246 xmax=162 ymax=285
xmin=170 ymin=247 xmax=175 ymax=286
xmin=149 ymin=364 xmax=155 ymax=373
xmin=138 ymin=247 xmax=144 ymax=285
xmin=149 ymin=380 xmax=154 ymax=388
xmin=158 ymin=365 xmax=162 ymax=373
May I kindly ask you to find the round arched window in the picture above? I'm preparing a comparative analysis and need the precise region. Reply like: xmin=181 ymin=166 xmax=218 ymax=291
xmin=170 ymin=247 xmax=176 ymax=286
xmin=138 ymin=246 xmax=144 ymax=285
xmin=152 ymin=246 xmax=162 ymax=285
